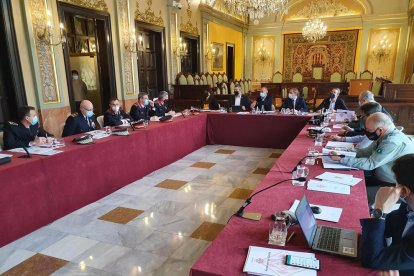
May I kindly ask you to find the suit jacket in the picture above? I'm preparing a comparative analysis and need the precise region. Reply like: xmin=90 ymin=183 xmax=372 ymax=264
xmin=281 ymin=97 xmax=308 ymax=112
xmin=231 ymin=95 xmax=251 ymax=110
xmin=3 ymin=121 xmax=52 ymax=150
xmin=360 ymin=203 xmax=414 ymax=276
xmin=154 ymin=101 xmax=169 ymax=117
xmin=130 ymin=103 xmax=155 ymax=121
xmin=62 ymin=112 xmax=97 ymax=137
xmin=207 ymin=96 xmax=220 ymax=110
xmin=103 ymin=109 xmax=131 ymax=126
xmin=255 ymin=95 xmax=273 ymax=111
xmin=316 ymin=97 xmax=348 ymax=111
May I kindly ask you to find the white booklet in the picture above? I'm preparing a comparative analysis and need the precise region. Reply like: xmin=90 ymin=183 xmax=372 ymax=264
xmin=243 ymin=246 xmax=316 ymax=276
xmin=322 ymin=147 xmax=356 ymax=158
xmin=326 ymin=141 xmax=354 ymax=149
xmin=289 ymin=199 xmax=343 ymax=223
xmin=307 ymin=179 xmax=350 ymax=195
xmin=316 ymin=172 xmax=362 ymax=186
xmin=7 ymin=146 xmax=62 ymax=156
xmin=335 ymin=110 xmax=355 ymax=122
xmin=86 ymin=130 xmax=111 ymax=139
xmin=321 ymin=148 xmax=358 ymax=170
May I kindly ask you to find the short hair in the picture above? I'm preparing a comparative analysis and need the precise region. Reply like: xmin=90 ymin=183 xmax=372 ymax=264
xmin=138 ymin=92 xmax=148 ymax=100
xmin=289 ymin=88 xmax=299 ymax=95
xmin=109 ymin=97 xmax=119 ymax=104
xmin=369 ymin=112 xmax=394 ymax=129
xmin=71 ymin=70 xmax=79 ymax=75
xmin=17 ymin=106 xmax=35 ymax=121
xmin=392 ymin=154 xmax=414 ymax=193
xmin=158 ymin=91 xmax=168 ymax=99
xmin=359 ymin=102 xmax=382 ymax=116
xmin=332 ymin=88 xmax=341 ymax=94
xmin=359 ymin=90 xmax=375 ymax=101
xmin=261 ymin=87 xmax=268 ymax=93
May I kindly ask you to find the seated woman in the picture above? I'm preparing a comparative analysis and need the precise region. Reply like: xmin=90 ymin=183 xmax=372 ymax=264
xmin=280 ymin=88 xmax=308 ymax=113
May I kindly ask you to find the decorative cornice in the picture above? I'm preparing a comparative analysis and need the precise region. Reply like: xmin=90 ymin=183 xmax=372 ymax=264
xmin=180 ymin=0 xmax=198 ymax=35
xmin=135 ymin=0 xmax=164 ymax=27
xmin=58 ymin=0 xmax=108 ymax=12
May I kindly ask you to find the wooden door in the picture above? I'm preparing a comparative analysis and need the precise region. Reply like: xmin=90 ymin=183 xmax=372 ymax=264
xmin=138 ymin=31 xmax=158 ymax=97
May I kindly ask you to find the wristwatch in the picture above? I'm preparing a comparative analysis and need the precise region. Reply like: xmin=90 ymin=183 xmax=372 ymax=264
xmin=371 ymin=208 xmax=386 ymax=219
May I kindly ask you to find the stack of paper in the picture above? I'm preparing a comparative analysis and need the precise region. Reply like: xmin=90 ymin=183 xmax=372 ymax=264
xmin=307 ymin=179 xmax=350 ymax=195
xmin=243 ymin=246 xmax=317 ymax=276
xmin=335 ymin=110 xmax=355 ymax=122
xmin=326 ymin=141 xmax=354 ymax=150
xmin=86 ymin=130 xmax=111 ymax=139
xmin=7 ymin=147 xmax=63 ymax=156
xmin=322 ymin=147 xmax=356 ymax=158
xmin=289 ymin=199 xmax=343 ymax=223
xmin=316 ymin=172 xmax=362 ymax=186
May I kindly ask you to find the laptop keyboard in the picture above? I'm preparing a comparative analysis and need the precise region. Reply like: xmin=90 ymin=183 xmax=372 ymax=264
xmin=317 ymin=226 xmax=341 ymax=252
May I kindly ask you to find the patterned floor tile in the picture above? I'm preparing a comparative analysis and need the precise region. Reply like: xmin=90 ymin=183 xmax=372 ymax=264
xmin=190 ymin=222 xmax=225 ymax=241
xmin=191 ymin=162 xmax=216 ymax=169
xmin=2 ymin=253 xmax=67 ymax=276
xmin=155 ymin=179 xmax=188 ymax=190
xmin=228 ymin=188 xmax=254 ymax=200
xmin=252 ymin=167 xmax=270 ymax=175
xmin=214 ymin=149 xmax=236 ymax=154
xmin=98 ymin=207 xmax=144 ymax=224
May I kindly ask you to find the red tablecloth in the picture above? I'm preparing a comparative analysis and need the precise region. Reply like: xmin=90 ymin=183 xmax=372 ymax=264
xmin=190 ymin=123 xmax=376 ymax=275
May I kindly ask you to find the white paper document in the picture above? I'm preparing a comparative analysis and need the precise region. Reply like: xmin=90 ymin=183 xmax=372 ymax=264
xmin=237 ymin=112 xmax=250 ymax=115
xmin=333 ymin=124 xmax=344 ymax=129
xmin=307 ymin=179 xmax=350 ymax=195
xmin=326 ymin=141 xmax=354 ymax=149
xmin=0 ymin=153 xmax=13 ymax=158
xmin=86 ymin=130 xmax=111 ymax=139
xmin=335 ymin=110 xmax=355 ymax=122
xmin=243 ymin=246 xmax=316 ymax=276
xmin=289 ymin=200 xmax=343 ymax=223
xmin=7 ymin=147 xmax=62 ymax=156
xmin=322 ymin=147 xmax=356 ymax=157
xmin=316 ymin=172 xmax=362 ymax=186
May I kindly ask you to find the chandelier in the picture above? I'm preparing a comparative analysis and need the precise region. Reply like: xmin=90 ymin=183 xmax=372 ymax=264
xmin=255 ymin=42 xmax=270 ymax=64
xmin=302 ymin=18 xmax=327 ymax=43
xmin=372 ymin=35 xmax=392 ymax=63
xmin=224 ymin=0 xmax=289 ymax=25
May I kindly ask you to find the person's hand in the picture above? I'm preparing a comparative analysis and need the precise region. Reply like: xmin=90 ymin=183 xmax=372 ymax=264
xmin=250 ymin=101 xmax=256 ymax=109
xmin=337 ymin=129 xmax=347 ymax=136
xmin=149 ymin=100 xmax=154 ymax=107
xmin=242 ymin=106 xmax=246 ymax=111
xmin=45 ymin=137 xmax=54 ymax=144
xmin=341 ymin=125 xmax=353 ymax=131
xmin=377 ymin=270 xmax=400 ymax=276
xmin=330 ymin=135 xmax=343 ymax=142
xmin=374 ymin=187 xmax=402 ymax=214
xmin=329 ymin=151 xmax=342 ymax=161
xmin=169 ymin=110 xmax=176 ymax=115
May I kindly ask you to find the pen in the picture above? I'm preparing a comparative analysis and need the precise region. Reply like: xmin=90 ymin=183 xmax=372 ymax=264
xmin=287 ymin=231 xmax=295 ymax=243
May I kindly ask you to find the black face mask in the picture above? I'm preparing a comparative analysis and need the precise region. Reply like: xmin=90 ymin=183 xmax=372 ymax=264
xmin=235 ymin=91 xmax=240 ymax=96
xmin=365 ymin=128 xmax=380 ymax=141
xmin=329 ymin=93 xmax=336 ymax=99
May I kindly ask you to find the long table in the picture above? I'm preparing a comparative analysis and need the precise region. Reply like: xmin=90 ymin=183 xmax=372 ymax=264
xmin=0 ymin=113 xmax=309 ymax=247
xmin=190 ymin=122 xmax=376 ymax=275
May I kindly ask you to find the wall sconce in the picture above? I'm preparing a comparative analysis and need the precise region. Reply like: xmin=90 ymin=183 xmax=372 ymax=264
xmin=173 ymin=37 xmax=188 ymax=59
xmin=255 ymin=41 xmax=270 ymax=64
xmin=204 ymin=43 xmax=216 ymax=61
xmin=124 ymin=28 xmax=137 ymax=53
xmin=37 ymin=10 xmax=66 ymax=46
xmin=372 ymin=35 xmax=392 ymax=64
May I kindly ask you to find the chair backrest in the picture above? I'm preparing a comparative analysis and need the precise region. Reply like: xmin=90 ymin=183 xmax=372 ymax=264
xmin=344 ymin=71 xmax=356 ymax=82
xmin=312 ymin=67 xmax=323 ymax=80
xmin=330 ymin=72 xmax=342 ymax=82
xmin=244 ymin=80 xmax=249 ymax=92
xmin=0 ymin=131 xmax=3 ymax=151
xmin=229 ymin=81 xmax=235 ymax=94
xmin=302 ymin=86 xmax=309 ymax=99
xmin=187 ymin=74 xmax=194 ymax=85
xmin=206 ymin=74 xmax=213 ymax=88
xmin=201 ymin=74 xmax=207 ymax=85
xmin=223 ymin=74 xmax=228 ymax=83
xmin=292 ymin=72 xmax=303 ymax=82
xmin=97 ymin=115 xmax=104 ymax=128
xmin=372 ymin=78 xmax=382 ymax=96
xmin=195 ymin=78 xmax=200 ymax=85
xmin=221 ymin=82 xmax=228 ymax=95
xmin=178 ymin=74 xmax=187 ymax=85
xmin=239 ymin=81 xmax=245 ymax=93
xmin=217 ymin=74 xmax=223 ymax=83
xmin=272 ymin=71 xmax=283 ymax=83
xmin=212 ymin=74 xmax=218 ymax=87
xmin=360 ymin=70 xmax=373 ymax=80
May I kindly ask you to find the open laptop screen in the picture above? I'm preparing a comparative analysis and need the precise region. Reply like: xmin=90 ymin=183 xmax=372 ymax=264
xmin=295 ymin=195 xmax=318 ymax=248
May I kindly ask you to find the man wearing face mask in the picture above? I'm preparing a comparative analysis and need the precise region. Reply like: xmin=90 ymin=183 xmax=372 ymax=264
xmin=316 ymin=88 xmax=348 ymax=111
xmin=280 ymin=87 xmax=307 ymax=113
xmin=103 ymin=98 xmax=132 ymax=126
xmin=360 ymin=154 xmax=414 ymax=275
xmin=71 ymin=70 xmax=88 ymax=111
xmin=251 ymin=87 xmax=273 ymax=111
xmin=330 ymin=112 xmax=414 ymax=203
xmin=154 ymin=91 xmax=175 ymax=117
xmin=231 ymin=84 xmax=251 ymax=111
xmin=3 ymin=106 xmax=53 ymax=150
xmin=130 ymin=92 xmax=156 ymax=121
xmin=62 ymin=100 xmax=98 ymax=137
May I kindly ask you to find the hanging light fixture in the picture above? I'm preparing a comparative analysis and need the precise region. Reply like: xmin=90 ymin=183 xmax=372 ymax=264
xmin=224 ymin=0 xmax=289 ymax=25
xmin=302 ymin=18 xmax=327 ymax=43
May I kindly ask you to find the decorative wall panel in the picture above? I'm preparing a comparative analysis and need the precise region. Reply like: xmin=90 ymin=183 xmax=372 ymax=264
xmin=252 ymin=36 xmax=275 ymax=82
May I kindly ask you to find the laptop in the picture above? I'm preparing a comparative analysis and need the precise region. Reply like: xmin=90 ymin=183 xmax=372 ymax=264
xmin=295 ymin=195 xmax=358 ymax=257
xmin=230 ymin=105 xmax=243 ymax=112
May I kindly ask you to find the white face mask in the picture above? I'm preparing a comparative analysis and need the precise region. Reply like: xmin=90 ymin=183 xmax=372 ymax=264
xmin=288 ymin=94 xmax=297 ymax=100
xmin=73 ymin=75 xmax=79 ymax=80
xmin=111 ymin=105 xmax=120 ymax=112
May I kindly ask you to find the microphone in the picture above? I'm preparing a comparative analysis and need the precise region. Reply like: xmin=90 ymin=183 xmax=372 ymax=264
xmin=235 ymin=177 xmax=307 ymax=221
xmin=291 ymin=154 xmax=346 ymax=172
xmin=129 ymin=120 xmax=136 ymax=131
xmin=19 ymin=145 xmax=32 ymax=159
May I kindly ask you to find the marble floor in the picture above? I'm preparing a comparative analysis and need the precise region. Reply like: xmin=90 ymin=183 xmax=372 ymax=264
xmin=0 ymin=145 xmax=282 ymax=276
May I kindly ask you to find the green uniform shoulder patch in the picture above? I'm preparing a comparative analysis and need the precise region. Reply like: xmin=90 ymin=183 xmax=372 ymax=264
xmin=376 ymin=148 xmax=383 ymax=154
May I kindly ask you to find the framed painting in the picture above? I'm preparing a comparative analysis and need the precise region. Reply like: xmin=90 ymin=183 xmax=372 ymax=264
xmin=212 ymin=42 xmax=224 ymax=71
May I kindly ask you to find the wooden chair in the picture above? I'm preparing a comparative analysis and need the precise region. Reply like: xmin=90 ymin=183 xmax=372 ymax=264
xmin=187 ymin=74 xmax=194 ymax=85
xmin=217 ymin=73 xmax=223 ymax=84
xmin=312 ymin=66 xmax=323 ymax=80
xmin=293 ymin=72 xmax=303 ymax=82
xmin=360 ymin=70 xmax=373 ymax=80
xmin=229 ymin=81 xmax=235 ymax=94
xmin=239 ymin=80 xmax=245 ymax=93
xmin=223 ymin=74 xmax=228 ymax=83
xmin=177 ymin=73 xmax=187 ymax=85
xmin=344 ymin=71 xmax=357 ymax=82
xmin=212 ymin=74 xmax=218 ymax=87
xmin=330 ymin=72 xmax=342 ymax=82
xmin=272 ymin=71 xmax=283 ymax=83
xmin=206 ymin=73 xmax=213 ymax=88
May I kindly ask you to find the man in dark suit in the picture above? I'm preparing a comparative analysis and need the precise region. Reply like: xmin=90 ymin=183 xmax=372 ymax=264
xmin=316 ymin=88 xmax=348 ymax=111
xmin=103 ymin=97 xmax=132 ymax=126
xmin=62 ymin=100 xmax=98 ymax=137
xmin=251 ymin=87 xmax=273 ymax=111
xmin=280 ymin=88 xmax=308 ymax=113
xmin=203 ymin=89 xmax=220 ymax=110
xmin=360 ymin=154 xmax=414 ymax=275
xmin=231 ymin=84 xmax=251 ymax=111
xmin=130 ymin=92 xmax=156 ymax=121
xmin=3 ymin=106 xmax=53 ymax=150
xmin=154 ymin=91 xmax=175 ymax=117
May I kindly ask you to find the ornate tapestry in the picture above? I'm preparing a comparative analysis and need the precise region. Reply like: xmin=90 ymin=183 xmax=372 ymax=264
xmin=283 ymin=30 xmax=359 ymax=81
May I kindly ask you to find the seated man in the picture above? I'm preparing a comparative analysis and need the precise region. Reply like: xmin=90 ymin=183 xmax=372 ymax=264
xmin=360 ymin=154 xmax=414 ymax=275
xmin=3 ymin=106 xmax=53 ymax=150
xmin=316 ymin=88 xmax=348 ymax=111
xmin=154 ymin=91 xmax=175 ymax=117
xmin=103 ymin=97 xmax=132 ymax=126
xmin=203 ymin=89 xmax=220 ymax=110
xmin=232 ymin=84 xmax=251 ymax=111
xmin=280 ymin=87 xmax=307 ymax=113
xmin=330 ymin=112 xmax=414 ymax=203
xmin=130 ymin=92 xmax=156 ymax=121
xmin=251 ymin=87 xmax=273 ymax=111
xmin=62 ymin=100 xmax=98 ymax=137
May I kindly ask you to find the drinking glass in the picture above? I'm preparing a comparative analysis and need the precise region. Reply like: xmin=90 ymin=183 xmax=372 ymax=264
xmin=281 ymin=108 xmax=286 ymax=114
xmin=292 ymin=165 xmax=309 ymax=186
xmin=305 ymin=148 xmax=319 ymax=165
xmin=143 ymin=120 xmax=149 ymax=128
xmin=105 ymin=126 xmax=111 ymax=134
xmin=315 ymin=133 xmax=324 ymax=146
xmin=268 ymin=212 xmax=291 ymax=246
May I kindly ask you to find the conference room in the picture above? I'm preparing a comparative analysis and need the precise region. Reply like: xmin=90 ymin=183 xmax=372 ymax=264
xmin=1 ymin=0 xmax=414 ymax=275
